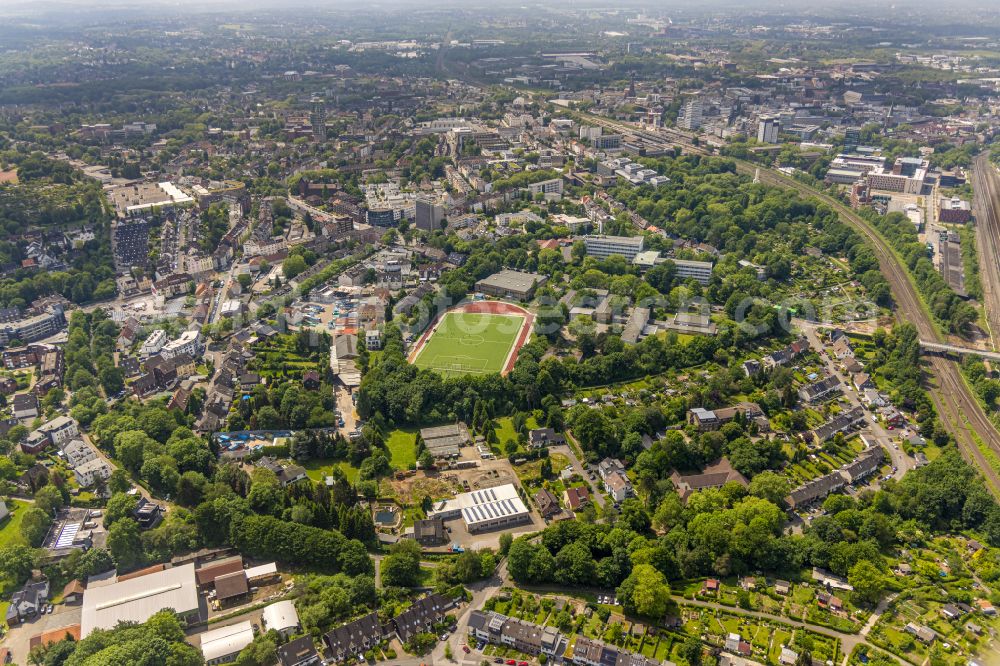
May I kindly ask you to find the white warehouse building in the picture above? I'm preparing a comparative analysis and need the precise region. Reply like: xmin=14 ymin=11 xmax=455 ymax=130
xmin=429 ymin=483 xmax=531 ymax=532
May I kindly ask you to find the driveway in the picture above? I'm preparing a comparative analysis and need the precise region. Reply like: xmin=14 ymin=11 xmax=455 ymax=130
xmin=335 ymin=386 xmax=358 ymax=435
xmin=552 ymin=439 xmax=606 ymax=509
xmin=1 ymin=604 xmax=82 ymax=665
xmin=431 ymin=560 xmax=508 ymax=666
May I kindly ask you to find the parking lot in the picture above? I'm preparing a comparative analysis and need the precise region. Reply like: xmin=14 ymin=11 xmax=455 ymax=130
xmin=2 ymin=604 xmax=82 ymax=665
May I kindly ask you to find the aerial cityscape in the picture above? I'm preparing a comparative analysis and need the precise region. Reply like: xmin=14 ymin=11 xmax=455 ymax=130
xmin=3 ymin=1 xmax=1000 ymax=665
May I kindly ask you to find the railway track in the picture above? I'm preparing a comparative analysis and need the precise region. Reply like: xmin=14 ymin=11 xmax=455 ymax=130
xmin=971 ymin=153 xmax=1000 ymax=351
xmin=749 ymin=167 xmax=1000 ymax=494
xmin=565 ymin=107 xmax=1000 ymax=492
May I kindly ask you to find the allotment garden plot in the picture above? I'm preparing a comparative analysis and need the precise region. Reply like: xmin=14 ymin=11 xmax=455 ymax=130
xmin=410 ymin=302 xmax=532 ymax=378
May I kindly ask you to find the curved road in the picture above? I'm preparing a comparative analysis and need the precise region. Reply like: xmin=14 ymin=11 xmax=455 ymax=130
xmin=569 ymin=102 xmax=1000 ymax=493
xmin=746 ymin=166 xmax=1000 ymax=496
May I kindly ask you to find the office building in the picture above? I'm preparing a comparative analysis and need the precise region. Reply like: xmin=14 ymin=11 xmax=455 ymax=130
xmin=757 ymin=116 xmax=780 ymax=144
xmin=0 ymin=305 xmax=66 ymax=346
xmin=866 ymin=157 xmax=928 ymax=194
xmin=592 ymin=134 xmax=622 ymax=151
xmin=583 ymin=234 xmax=644 ymax=261
xmin=844 ymin=127 xmax=861 ymax=149
xmin=672 ymin=258 xmax=714 ymax=285
xmin=526 ymin=178 xmax=563 ymax=198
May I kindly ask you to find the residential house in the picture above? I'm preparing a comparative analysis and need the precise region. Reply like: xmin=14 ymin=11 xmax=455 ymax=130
xmin=604 ymin=471 xmax=633 ymax=503
xmin=670 ymin=457 xmax=749 ymax=503
xmin=132 ymin=497 xmax=164 ymax=529
xmin=74 ymin=458 xmax=113 ymax=487
xmin=277 ymin=637 xmax=321 ymax=666
xmin=63 ymin=439 xmax=97 ymax=467
xmin=5 ymin=578 xmax=49 ymax=626
xmin=598 ymin=458 xmax=634 ymax=502
xmin=831 ymin=336 xmax=855 ymax=360
xmin=798 ymin=376 xmax=841 ymax=403
xmin=724 ymin=633 xmax=753 ymax=657
xmin=853 ymin=373 xmax=874 ymax=391
xmin=302 ymin=370 xmax=321 ymax=390
xmin=571 ymin=635 xmax=657 ymax=666
xmin=12 ymin=393 xmax=39 ymax=420
xmin=37 ymin=416 xmax=78 ymax=448
xmin=411 ymin=517 xmax=447 ymax=546
xmin=22 ymin=430 xmax=51 ymax=455
xmin=687 ymin=402 xmax=764 ymax=432
xmin=904 ymin=623 xmax=936 ymax=644
xmin=527 ymin=428 xmax=565 ymax=448
xmin=388 ymin=594 xmax=455 ymax=644
xmin=840 ymin=447 xmax=884 ymax=484
xmin=761 ymin=338 xmax=810 ymax=370
xmin=808 ymin=407 xmax=866 ymax=445
xmin=775 ymin=581 xmax=791 ymax=595
xmin=467 ymin=610 xmax=566 ymax=659
xmin=563 ymin=486 xmax=591 ymax=511
xmin=786 ymin=472 xmax=847 ymax=510
xmin=534 ymin=489 xmax=561 ymax=518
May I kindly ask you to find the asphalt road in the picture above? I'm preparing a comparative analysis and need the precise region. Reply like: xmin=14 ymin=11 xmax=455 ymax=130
xmin=797 ymin=322 xmax=915 ymax=481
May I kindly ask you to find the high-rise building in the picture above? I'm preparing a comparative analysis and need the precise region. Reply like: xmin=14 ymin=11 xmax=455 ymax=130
xmin=310 ymin=99 xmax=327 ymax=142
xmin=415 ymin=196 xmax=446 ymax=232
xmin=844 ymin=127 xmax=861 ymax=150
xmin=677 ymin=97 xmax=703 ymax=131
xmin=757 ymin=116 xmax=780 ymax=144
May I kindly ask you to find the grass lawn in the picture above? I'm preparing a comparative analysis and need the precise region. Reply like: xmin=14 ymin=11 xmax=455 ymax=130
xmin=495 ymin=415 xmax=540 ymax=450
xmin=412 ymin=311 xmax=525 ymax=378
xmin=386 ymin=429 xmax=418 ymax=469
xmin=0 ymin=499 xmax=29 ymax=548
xmin=302 ymin=458 xmax=360 ymax=484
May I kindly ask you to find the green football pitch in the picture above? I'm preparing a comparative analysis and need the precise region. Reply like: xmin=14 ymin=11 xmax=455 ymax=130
xmin=412 ymin=311 xmax=526 ymax=377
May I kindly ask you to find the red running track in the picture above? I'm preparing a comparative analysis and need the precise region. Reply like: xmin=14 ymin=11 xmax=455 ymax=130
xmin=407 ymin=300 xmax=534 ymax=376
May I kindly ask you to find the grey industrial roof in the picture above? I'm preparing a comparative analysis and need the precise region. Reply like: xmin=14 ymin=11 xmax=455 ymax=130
xmin=81 ymin=563 xmax=199 ymax=637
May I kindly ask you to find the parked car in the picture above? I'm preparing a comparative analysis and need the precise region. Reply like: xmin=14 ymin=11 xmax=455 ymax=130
xmin=463 ymin=645 xmax=471 ymax=654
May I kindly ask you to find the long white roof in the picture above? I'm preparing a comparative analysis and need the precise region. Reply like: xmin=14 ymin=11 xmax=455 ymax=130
xmin=81 ymin=563 xmax=199 ymax=637
xmin=200 ymin=621 xmax=255 ymax=661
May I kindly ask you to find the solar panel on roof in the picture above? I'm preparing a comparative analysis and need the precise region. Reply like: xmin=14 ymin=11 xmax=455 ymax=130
xmin=56 ymin=523 xmax=81 ymax=549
